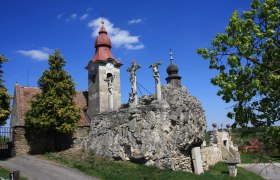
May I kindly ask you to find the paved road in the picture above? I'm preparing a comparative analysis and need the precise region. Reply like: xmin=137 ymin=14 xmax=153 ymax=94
xmin=0 ymin=155 xmax=98 ymax=180
xmin=238 ymin=163 xmax=280 ymax=180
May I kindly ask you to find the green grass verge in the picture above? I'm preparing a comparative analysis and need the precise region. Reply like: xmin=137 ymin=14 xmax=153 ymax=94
xmin=0 ymin=167 xmax=27 ymax=180
xmin=0 ymin=167 xmax=10 ymax=179
xmin=241 ymin=153 xmax=280 ymax=164
xmin=43 ymin=151 xmax=263 ymax=180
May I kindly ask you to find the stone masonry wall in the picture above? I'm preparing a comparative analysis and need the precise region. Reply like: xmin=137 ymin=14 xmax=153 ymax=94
xmin=73 ymin=126 xmax=90 ymax=148
xmin=200 ymin=129 xmax=240 ymax=171
xmin=12 ymin=126 xmax=89 ymax=156
xmin=200 ymin=146 xmax=222 ymax=170
xmin=83 ymin=84 xmax=207 ymax=171
xmin=12 ymin=126 xmax=29 ymax=156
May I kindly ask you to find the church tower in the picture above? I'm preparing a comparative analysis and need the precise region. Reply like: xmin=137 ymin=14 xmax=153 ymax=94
xmin=166 ymin=49 xmax=181 ymax=87
xmin=86 ymin=21 xmax=122 ymax=117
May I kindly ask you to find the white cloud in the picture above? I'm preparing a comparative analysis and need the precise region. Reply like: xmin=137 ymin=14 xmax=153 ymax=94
xmin=80 ymin=13 xmax=89 ymax=20
xmin=66 ymin=13 xmax=78 ymax=22
xmin=88 ymin=17 xmax=144 ymax=50
xmin=57 ymin=13 xmax=64 ymax=19
xmin=125 ymin=44 xmax=144 ymax=50
xmin=128 ymin=18 xmax=142 ymax=24
xmin=17 ymin=47 xmax=53 ymax=61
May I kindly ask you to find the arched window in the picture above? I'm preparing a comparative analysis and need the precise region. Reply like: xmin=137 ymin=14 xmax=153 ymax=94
xmin=107 ymin=73 xmax=113 ymax=78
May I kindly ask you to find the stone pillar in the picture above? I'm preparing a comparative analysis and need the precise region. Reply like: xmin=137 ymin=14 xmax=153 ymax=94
xmin=149 ymin=62 xmax=162 ymax=101
xmin=225 ymin=160 xmax=239 ymax=177
xmin=133 ymin=76 xmax=138 ymax=105
xmin=156 ymin=79 xmax=161 ymax=100
xmin=191 ymin=147 xmax=204 ymax=174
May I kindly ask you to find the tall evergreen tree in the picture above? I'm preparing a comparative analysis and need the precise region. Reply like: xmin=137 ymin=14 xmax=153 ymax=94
xmin=0 ymin=54 xmax=11 ymax=126
xmin=25 ymin=50 xmax=80 ymax=134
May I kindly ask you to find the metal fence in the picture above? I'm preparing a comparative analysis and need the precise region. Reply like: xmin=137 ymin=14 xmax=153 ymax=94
xmin=0 ymin=127 xmax=11 ymax=149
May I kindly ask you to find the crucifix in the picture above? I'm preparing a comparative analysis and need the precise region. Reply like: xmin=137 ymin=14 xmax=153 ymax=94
xmin=127 ymin=60 xmax=141 ymax=106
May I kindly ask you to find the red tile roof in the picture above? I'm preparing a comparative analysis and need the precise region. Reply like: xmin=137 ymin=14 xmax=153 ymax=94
xmin=12 ymin=84 xmax=89 ymax=127
xmin=91 ymin=25 xmax=122 ymax=66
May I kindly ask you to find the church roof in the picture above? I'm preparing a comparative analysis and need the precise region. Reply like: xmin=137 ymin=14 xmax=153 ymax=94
xmin=11 ymin=84 xmax=89 ymax=127
xmin=166 ymin=49 xmax=181 ymax=80
xmin=91 ymin=23 xmax=122 ymax=66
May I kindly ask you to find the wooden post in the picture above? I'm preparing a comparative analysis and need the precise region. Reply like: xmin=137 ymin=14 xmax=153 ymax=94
xmin=10 ymin=170 xmax=20 ymax=180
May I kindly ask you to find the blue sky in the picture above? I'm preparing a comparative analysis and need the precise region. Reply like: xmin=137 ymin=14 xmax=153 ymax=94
xmin=0 ymin=0 xmax=253 ymax=129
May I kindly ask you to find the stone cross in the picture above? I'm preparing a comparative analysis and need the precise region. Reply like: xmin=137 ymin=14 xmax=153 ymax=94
xmin=104 ymin=75 xmax=114 ymax=111
xmin=149 ymin=62 xmax=162 ymax=100
xmin=127 ymin=60 xmax=141 ymax=106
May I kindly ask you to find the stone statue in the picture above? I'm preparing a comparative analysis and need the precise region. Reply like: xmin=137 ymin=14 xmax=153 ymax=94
xmin=149 ymin=62 xmax=161 ymax=84
xmin=149 ymin=62 xmax=162 ymax=100
xmin=105 ymin=75 xmax=114 ymax=94
xmin=127 ymin=60 xmax=141 ymax=91
xmin=127 ymin=60 xmax=141 ymax=106
xmin=104 ymin=75 xmax=114 ymax=110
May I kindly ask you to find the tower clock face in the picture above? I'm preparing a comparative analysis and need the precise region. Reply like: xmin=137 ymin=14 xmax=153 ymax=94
xmin=106 ymin=62 xmax=114 ymax=69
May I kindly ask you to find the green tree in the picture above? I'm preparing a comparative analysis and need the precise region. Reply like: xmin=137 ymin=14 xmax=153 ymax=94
xmin=0 ymin=54 xmax=11 ymax=126
xmin=25 ymin=50 xmax=80 ymax=134
xmin=197 ymin=0 xmax=280 ymax=128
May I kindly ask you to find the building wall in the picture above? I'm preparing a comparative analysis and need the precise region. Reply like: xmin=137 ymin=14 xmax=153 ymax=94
xmin=87 ymin=63 xmax=121 ymax=117
xmin=201 ymin=146 xmax=222 ymax=170
xmin=12 ymin=126 xmax=89 ymax=156
xmin=12 ymin=126 xmax=29 ymax=156
xmin=200 ymin=129 xmax=240 ymax=171
xmin=10 ymin=85 xmax=20 ymax=128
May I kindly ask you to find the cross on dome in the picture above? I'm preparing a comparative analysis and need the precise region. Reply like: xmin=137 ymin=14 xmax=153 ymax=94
xmin=170 ymin=49 xmax=173 ymax=64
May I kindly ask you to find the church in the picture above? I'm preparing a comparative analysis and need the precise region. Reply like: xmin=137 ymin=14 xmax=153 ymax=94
xmin=10 ymin=21 xmax=239 ymax=173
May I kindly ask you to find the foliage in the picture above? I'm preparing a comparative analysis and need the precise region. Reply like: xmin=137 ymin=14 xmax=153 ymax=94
xmin=197 ymin=0 xmax=280 ymax=128
xmin=240 ymin=153 xmax=280 ymax=163
xmin=266 ymin=126 xmax=280 ymax=150
xmin=231 ymin=127 xmax=266 ymax=149
xmin=231 ymin=127 xmax=280 ymax=161
xmin=25 ymin=50 xmax=80 ymax=134
xmin=43 ymin=150 xmax=263 ymax=180
xmin=0 ymin=54 xmax=11 ymax=126
xmin=0 ymin=136 xmax=10 ymax=143
xmin=0 ymin=167 xmax=27 ymax=180
xmin=204 ymin=131 xmax=210 ymax=145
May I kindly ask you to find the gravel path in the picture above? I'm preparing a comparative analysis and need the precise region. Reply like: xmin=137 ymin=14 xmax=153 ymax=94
xmin=238 ymin=163 xmax=280 ymax=180
xmin=0 ymin=155 xmax=98 ymax=180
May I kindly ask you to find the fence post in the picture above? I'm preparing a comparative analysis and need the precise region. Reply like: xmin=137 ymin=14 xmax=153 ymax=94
xmin=9 ymin=170 xmax=20 ymax=180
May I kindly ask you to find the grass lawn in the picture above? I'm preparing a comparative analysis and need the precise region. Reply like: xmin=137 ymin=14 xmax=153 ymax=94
xmin=241 ymin=153 xmax=280 ymax=164
xmin=43 ymin=150 xmax=263 ymax=180
xmin=0 ymin=167 xmax=27 ymax=180
xmin=0 ymin=167 xmax=10 ymax=179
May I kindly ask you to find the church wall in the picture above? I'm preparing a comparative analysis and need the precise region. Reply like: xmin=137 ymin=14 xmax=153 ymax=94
xmin=97 ymin=65 xmax=121 ymax=113
xmin=88 ymin=64 xmax=101 ymax=117
xmin=99 ymin=65 xmax=109 ymax=113
xmin=112 ymin=67 xmax=121 ymax=110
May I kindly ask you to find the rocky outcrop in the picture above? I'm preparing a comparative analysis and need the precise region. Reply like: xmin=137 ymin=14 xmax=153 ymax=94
xmin=82 ymin=84 xmax=206 ymax=171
